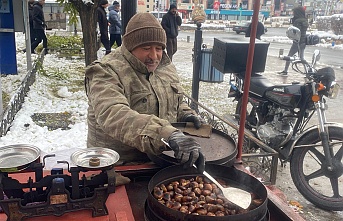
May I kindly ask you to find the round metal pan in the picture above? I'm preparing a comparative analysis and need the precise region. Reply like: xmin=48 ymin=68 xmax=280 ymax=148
xmin=145 ymin=201 xmax=270 ymax=221
xmin=147 ymin=164 xmax=268 ymax=221
xmin=70 ymin=148 xmax=120 ymax=170
xmin=148 ymin=123 xmax=237 ymax=167
xmin=0 ymin=144 xmax=41 ymax=172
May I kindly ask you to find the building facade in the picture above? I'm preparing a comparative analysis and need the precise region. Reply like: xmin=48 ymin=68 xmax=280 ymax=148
xmin=138 ymin=0 xmax=270 ymax=21
xmin=138 ymin=0 xmax=342 ymax=19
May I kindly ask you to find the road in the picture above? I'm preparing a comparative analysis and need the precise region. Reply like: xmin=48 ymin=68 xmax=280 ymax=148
xmin=178 ymin=28 xmax=343 ymax=69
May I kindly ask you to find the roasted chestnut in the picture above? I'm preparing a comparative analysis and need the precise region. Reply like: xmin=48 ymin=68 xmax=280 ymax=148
xmin=153 ymin=176 xmax=260 ymax=217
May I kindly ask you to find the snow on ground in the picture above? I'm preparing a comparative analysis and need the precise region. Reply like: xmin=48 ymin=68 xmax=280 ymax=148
xmin=0 ymin=29 xmax=342 ymax=155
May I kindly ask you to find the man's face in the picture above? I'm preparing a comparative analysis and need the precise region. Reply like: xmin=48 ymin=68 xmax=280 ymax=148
xmin=131 ymin=44 xmax=163 ymax=72
xmin=39 ymin=0 xmax=45 ymax=5
xmin=171 ymin=8 xmax=177 ymax=15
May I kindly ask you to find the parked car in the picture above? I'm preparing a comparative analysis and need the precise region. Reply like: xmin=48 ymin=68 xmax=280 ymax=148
xmin=232 ymin=21 xmax=267 ymax=34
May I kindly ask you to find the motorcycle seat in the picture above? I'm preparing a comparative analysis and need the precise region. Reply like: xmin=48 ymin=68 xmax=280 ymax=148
xmin=249 ymin=74 xmax=274 ymax=97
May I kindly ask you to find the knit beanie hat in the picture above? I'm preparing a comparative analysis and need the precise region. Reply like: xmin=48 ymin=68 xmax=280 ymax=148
xmin=123 ymin=13 xmax=167 ymax=51
xmin=169 ymin=4 xmax=177 ymax=10
xmin=100 ymin=0 xmax=108 ymax=6
xmin=113 ymin=1 xmax=119 ymax=6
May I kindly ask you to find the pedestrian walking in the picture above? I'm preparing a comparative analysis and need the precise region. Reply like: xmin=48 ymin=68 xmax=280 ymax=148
xmin=28 ymin=0 xmax=36 ymax=44
xmin=108 ymin=1 xmax=122 ymax=48
xmin=161 ymin=4 xmax=182 ymax=61
xmin=245 ymin=21 xmax=265 ymax=40
xmin=23 ymin=0 xmax=36 ymax=53
xmin=278 ymin=6 xmax=309 ymax=76
xmin=97 ymin=0 xmax=111 ymax=55
xmin=30 ymin=0 xmax=48 ymax=54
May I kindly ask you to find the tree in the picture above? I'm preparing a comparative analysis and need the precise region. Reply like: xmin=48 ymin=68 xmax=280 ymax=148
xmin=56 ymin=0 xmax=99 ymax=66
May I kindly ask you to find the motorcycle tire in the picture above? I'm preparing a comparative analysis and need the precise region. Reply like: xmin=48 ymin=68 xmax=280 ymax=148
xmin=290 ymin=126 xmax=343 ymax=211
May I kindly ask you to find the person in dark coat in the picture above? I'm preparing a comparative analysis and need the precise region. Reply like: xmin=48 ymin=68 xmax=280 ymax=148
xmin=23 ymin=0 xmax=36 ymax=53
xmin=161 ymin=4 xmax=182 ymax=61
xmin=278 ymin=6 xmax=309 ymax=75
xmin=245 ymin=21 xmax=265 ymax=40
xmin=31 ymin=0 xmax=48 ymax=54
xmin=108 ymin=1 xmax=122 ymax=48
xmin=28 ymin=0 xmax=36 ymax=44
xmin=97 ymin=0 xmax=111 ymax=55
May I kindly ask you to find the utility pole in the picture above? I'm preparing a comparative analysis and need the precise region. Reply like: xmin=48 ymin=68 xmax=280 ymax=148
xmin=121 ymin=0 xmax=137 ymax=35
xmin=156 ymin=0 xmax=160 ymax=20
xmin=239 ymin=3 xmax=242 ymax=22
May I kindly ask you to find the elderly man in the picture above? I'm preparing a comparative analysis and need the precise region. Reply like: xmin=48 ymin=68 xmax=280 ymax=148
xmin=85 ymin=13 xmax=205 ymax=171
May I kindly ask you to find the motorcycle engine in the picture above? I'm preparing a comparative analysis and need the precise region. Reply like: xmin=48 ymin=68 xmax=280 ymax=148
xmin=256 ymin=108 xmax=296 ymax=148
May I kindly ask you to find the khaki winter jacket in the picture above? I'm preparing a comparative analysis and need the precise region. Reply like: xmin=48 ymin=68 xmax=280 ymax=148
xmin=85 ymin=45 xmax=195 ymax=164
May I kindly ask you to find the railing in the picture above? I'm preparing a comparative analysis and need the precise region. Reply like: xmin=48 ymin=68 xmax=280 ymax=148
xmin=0 ymin=51 xmax=45 ymax=137
xmin=183 ymin=93 xmax=278 ymax=185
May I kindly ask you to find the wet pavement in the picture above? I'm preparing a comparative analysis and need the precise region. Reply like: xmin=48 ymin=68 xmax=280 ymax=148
xmin=173 ymin=40 xmax=343 ymax=221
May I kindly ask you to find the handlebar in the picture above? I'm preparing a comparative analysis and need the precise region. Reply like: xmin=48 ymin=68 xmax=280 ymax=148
xmin=280 ymin=56 xmax=309 ymax=65
xmin=280 ymin=55 xmax=307 ymax=63
xmin=279 ymin=55 xmax=315 ymax=75
xmin=279 ymin=55 xmax=295 ymax=61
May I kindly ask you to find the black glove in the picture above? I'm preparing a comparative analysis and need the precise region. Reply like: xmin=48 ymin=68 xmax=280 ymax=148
xmin=168 ymin=131 xmax=205 ymax=171
xmin=195 ymin=151 xmax=205 ymax=174
xmin=182 ymin=114 xmax=205 ymax=129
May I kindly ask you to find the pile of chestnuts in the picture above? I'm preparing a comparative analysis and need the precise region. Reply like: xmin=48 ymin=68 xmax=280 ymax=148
xmin=153 ymin=176 xmax=263 ymax=216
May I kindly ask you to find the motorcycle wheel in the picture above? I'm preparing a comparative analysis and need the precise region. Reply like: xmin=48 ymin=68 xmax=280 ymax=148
xmin=290 ymin=126 xmax=343 ymax=211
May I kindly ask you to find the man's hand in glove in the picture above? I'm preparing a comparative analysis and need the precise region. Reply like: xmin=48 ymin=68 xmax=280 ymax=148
xmin=168 ymin=131 xmax=205 ymax=172
xmin=182 ymin=114 xmax=205 ymax=129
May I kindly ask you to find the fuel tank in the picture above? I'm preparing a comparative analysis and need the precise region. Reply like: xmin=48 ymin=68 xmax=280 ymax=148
xmin=264 ymin=84 xmax=303 ymax=109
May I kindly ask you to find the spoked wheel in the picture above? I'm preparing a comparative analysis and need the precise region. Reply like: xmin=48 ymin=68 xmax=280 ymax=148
xmin=290 ymin=126 xmax=343 ymax=211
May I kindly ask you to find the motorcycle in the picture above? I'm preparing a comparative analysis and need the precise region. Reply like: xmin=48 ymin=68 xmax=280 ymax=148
xmin=227 ymin=45 xmax=342 ymax=210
